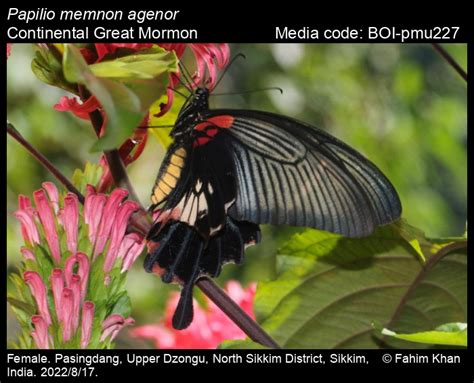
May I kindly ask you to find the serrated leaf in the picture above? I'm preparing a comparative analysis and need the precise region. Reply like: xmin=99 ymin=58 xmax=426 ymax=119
xmin=381 ymin=322 xmax=467 ymax=347
xmin=63 ymin=44 xmax=178 ymax=152
xmin=255 ymin=223 xmax=467 ymax=349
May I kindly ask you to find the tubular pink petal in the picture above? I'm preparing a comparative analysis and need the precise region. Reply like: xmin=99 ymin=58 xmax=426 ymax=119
xmin=93 ymin=188 xmax=128 ymax=258
xmin=76 ymin=253 xmax=90 ymax=301
xmin=117 ymin=233 xmax=142 ymax=261
xmin=33 ymin=189 xmax=61 ymax=264
xmin=80 ymin=301 xmax=95 ymax=349
xmin=31 ymin=315 xmax=50 ymax=349
xmin=217 ymin=44 xmax=230 ymax=67
xmin=61 ymin=288 xmax=74 ymax=342
xmin=18 ymin=195 xmax=32 ymax=210
xmin=20 ymin=247 xmax=36 ymax=262
xmin=192 ymin=49 xmax=206 ymax=87
xmin=62 ymin=193 xmax=79 ymax=254
xmin=42 ymin=182 xmax=59 ymax=214
xmin=24 ymin=271 xmax=52 ymax=326
xmin=71 ymin=275 xmax=81 ymax=332
xmin=14 ymin=209 xmax=40 ymax=245
xmin=83 ymin=185 xmax=97 ymax=225
xmin=64 ymin=253 xmax=90 ymax=301
xmin=54 ymin=96 xmax=100 ymax=120
xmin=86 ymin=194 xmax=107 ymax=246
xmin=121 ymin=238 xmax=145 ymax=273
xmin=104 ymin=200 xmax=140 ymax=273
xmin=50 ymin=269 xmax=64 ymax=323
xmin=100 ymin=314 xmax=135 ymax=342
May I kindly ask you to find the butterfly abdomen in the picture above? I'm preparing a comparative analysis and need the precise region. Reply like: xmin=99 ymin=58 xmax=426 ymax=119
xmin=150 ymin=145 xmax=188 ymax=206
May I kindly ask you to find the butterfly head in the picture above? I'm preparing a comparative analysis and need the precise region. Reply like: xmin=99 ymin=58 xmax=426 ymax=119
xmin=171 ymin=88 xmax=210 ymax=140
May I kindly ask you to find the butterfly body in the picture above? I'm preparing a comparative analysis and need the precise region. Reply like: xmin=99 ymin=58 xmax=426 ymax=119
xmin=145 ymin=87 xmax=402 ymax=329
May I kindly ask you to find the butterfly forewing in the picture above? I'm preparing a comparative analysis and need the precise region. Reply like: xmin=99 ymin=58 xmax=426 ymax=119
xmin=208 ymin=109 xmax=402 ymax=237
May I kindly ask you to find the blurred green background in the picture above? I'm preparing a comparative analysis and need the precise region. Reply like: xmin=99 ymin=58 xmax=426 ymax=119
xmin=7 ymin=44 xmax=467 ymax=348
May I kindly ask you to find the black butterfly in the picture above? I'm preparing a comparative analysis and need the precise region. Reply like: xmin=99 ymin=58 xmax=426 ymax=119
xmin=144 ymin=87 xmax=402 ymax=330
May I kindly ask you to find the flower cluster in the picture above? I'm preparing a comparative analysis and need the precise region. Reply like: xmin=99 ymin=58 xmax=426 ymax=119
xmin=52 ymin=43 xmax=229 ymax=192
xmin=130 ymin=281 xmax=256 ymax=349
xmin=11 ymin=182 xmax=143 ymax=349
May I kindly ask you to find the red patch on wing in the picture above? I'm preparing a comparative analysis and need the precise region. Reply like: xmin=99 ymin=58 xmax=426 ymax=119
xmin=193 ymin=115 xmax=234 ymax=147
xmin=195 ymin=115 xmax=234 ymax=131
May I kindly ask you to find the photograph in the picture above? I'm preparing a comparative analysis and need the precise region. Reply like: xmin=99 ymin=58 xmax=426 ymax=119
xmin=7 ymin=42 xmax=467 ymax=353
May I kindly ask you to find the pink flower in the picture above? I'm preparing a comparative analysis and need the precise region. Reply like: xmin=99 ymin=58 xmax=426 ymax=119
xmin=53 ymin=96 xmax=101 ymax=121
xmin=93 ymin=188 xmax=129 ymax=258
xmin=155 ymin=44 xmax=230 ymax=116
xmin=18 ymin=195 xmax=32 ymax=210
xmin=42 ymin=182 xmax=59 ymax=213
xmin=14 ymin=183 xmax=145 ymax=349
xmin=84 ymin=193 xmax=107 ymax=245
xmin=26 ymin=266 xmax=133 ymax=349
xmin=16 ymin=182 xmax=145 ymax=275
xmin=33 ymin=189 xmax=61 ymax=264
xmin=101 ymin=314 xmax=135 ymax=343
xmin=64 ymin=253 xmax=90 ymax=301
xmin=24 ymin=272 xmax=52 ymax=326
xmin=50 ymin=269 xmax=64 ymax=322
xmin=61 ymin=288 xmax=74 ymax=342
xmin=20 ymin=247 xmax=36 ymax=262
xmin=120 ymin=233 xmax=146 ymax=273
xmin=31 ymin=315 xmax=50 ymax=349
xmin=130 ymin=281 xmax=256 ymax=349
xmin=70 ymin=275 xmax=82 ymax=332
xmin=104 ymin=200 xmax=140 ymax=273
xmin=159 ymin=43 xmax=230 ymax=89
xmin=81 ymin=302 xmax=95 ymax=349
xmin=61 ymin=193 xmax=79 ymax=254
xmin=14 ymin=208 xmax=40 ymax=246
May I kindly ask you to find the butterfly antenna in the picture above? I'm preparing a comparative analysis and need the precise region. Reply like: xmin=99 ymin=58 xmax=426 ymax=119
xmin=170 ymin=87 xmax=189 ymax=99
xmin=170 ymin=71 xmax=193 ymax=94
xmin=213 ymin=53 xmax=246 ymax=91
xmin=212 ymin=87 xmax=283 ymax=96
xmin=178 ymin=61 xmax=196 ymax=91
xmin=138 ymin=125 xmax=175 ymax=129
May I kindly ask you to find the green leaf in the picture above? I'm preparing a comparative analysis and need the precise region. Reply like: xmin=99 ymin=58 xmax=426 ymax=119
xmin=7 ymin=296 xmax=36 ymax=316
xmin=148 ymin=88 xmax=186 ymax=148
xmin=110 ymin=292 xmax=132 ymax=318
xmin=31 ymin=45 xmax=76 ymax=94
xmin=219 ymin=339 xmax=269 ymax=349
xmin=63 ymin=44 xmax=178 ymax=151
xmin=255 ymin=223 xmax=467 ymax=349
xmin=380 ymin=322 xmax=467 ymax=347
xmin=71 ymin=162 xmax=104 ymax=194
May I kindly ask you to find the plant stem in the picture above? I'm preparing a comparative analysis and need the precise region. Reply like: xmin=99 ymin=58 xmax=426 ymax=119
xmin=6 ymin=123 xmax=84 ymax=204
xmin=432 ymin=43 xmax=467 ymax=82
xmin=198 ymin=277 xmax=281 ymax=349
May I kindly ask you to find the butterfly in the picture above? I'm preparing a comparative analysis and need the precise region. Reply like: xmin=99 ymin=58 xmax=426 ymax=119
xmin=144 ymin=86 xmax=402 ymax=330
